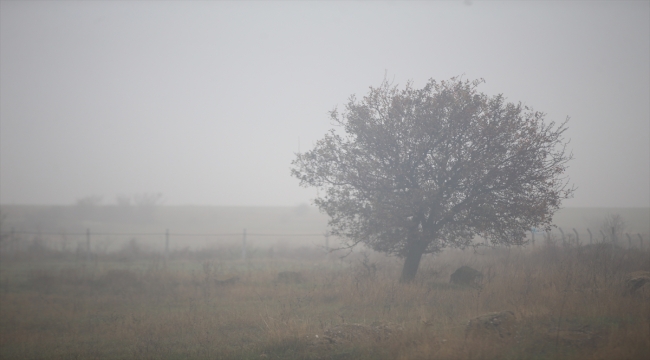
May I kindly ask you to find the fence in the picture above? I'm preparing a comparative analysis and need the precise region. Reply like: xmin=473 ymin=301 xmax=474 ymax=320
xmin=527 ymin=227 xmax=647 ymax=249
xmin=1 ymin=227 xmax=648 ymax=262
xmin=0 ymin=228 xmax=333 ymax=261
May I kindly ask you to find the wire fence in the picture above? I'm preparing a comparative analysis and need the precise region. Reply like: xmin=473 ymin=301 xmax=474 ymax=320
xmin=1 ymin=227 xmax=647 ymax=261
xmin=527 ymin=227 xmax=648 ymax=249
xmin=6 ymin=231 xmax=326 ymax=237
xmin=0 ymin=227 xmax=335 ymax=261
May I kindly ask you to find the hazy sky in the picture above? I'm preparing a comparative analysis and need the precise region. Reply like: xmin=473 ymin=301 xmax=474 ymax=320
xmin=1 ymin=1 xmax=648 ymax=207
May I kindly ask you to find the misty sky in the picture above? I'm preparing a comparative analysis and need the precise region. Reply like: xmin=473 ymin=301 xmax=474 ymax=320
xmin=1 ymin=1 xmax=648 ymax=207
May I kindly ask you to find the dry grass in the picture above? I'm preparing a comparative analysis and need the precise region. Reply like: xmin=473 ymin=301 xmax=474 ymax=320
xmin=1 ymin=241 xmax=649 ymax=359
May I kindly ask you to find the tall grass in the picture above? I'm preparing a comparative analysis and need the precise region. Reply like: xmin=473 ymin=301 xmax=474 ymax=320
xmin=1 ymin=240 xmax=648 ymax=359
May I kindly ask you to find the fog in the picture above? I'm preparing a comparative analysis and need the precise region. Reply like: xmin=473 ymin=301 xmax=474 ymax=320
xmin=1 ymin=1 xmax=648 ymax=207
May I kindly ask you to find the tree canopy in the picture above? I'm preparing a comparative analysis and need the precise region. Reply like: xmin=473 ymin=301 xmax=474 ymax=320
xmin=291 ymin=78 xmax=574 ymax=282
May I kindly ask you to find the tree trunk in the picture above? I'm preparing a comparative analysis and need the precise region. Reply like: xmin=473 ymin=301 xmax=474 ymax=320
xmin=399 ymin=241 xmax=427 ymax=283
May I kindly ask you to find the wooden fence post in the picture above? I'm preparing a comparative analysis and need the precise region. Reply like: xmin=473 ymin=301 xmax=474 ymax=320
xmin=559 ymin=228 xmax=565 ymax=245
xmin=587 ymin=228 xmax=593 ymax=245
xmin=86 ymin=228 xmax=91 ymax=263
xmin=573 ymin=228 xmax=580 ymax=246
xmin=165 ymin=229 xmax=169 ymax=262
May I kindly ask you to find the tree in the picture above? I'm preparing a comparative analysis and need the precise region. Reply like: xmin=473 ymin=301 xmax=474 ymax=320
xmin=291 ymin=77 xmax=574 ymax=282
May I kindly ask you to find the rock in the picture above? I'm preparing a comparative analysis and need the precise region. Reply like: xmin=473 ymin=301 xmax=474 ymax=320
xmin=465 ymin=311 xmax=516 ymax=340
xmin=625 ymin=271 xmax=650 ymax=295
xmin=450 ymin=266 xmax=483 ymax=287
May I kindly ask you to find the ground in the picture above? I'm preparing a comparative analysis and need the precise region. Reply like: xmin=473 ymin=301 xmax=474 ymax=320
xmin=1 ymin=241 xmax=649 ymax=359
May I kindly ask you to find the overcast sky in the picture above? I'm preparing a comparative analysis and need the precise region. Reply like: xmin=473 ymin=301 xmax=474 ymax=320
xmin=1 ymin=1 xmax=648 ymax=207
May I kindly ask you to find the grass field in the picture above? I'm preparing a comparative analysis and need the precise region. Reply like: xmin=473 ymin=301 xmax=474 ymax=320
xmin=1 ymin=239 xmax=649 ymax=359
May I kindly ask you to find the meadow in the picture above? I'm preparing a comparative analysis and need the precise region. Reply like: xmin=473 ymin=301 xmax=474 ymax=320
xmin=1 ymin=238 xmax=649 ymax=360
